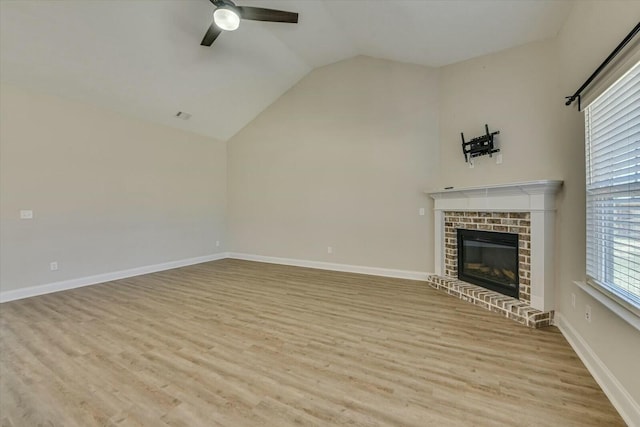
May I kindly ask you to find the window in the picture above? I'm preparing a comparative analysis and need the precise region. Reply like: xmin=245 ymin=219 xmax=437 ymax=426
xmin=585 ymin=60 xmax=640 ymax=315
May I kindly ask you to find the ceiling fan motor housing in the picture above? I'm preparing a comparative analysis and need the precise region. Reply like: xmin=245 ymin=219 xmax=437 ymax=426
xmin=201 ymin=0 xmax=299 ymax=46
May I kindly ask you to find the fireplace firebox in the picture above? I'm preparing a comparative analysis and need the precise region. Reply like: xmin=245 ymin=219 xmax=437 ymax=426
xmin=457 ymin=229 xmax=519 ymax=298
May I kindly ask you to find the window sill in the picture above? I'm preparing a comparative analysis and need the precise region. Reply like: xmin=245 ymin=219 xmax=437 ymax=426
xmin=573 ymin=281 xmax=640 ymax=332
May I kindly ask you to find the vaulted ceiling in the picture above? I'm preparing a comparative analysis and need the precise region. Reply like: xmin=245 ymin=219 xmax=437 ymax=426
xmin=0 ymin=0 xmax=573 ymax=141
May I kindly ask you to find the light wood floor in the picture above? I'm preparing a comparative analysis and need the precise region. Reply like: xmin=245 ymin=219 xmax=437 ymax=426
xmin=0 ymin=259 xmax=624 ymax=426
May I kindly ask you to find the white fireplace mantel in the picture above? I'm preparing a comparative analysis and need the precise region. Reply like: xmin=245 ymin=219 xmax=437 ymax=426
xmin=427 ymin=180 xmax=563 ymax=212
xmin=425 ymin=180 xmax=563 ymax=312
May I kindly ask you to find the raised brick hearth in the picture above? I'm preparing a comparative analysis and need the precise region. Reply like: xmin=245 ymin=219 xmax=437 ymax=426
xmin=426 ymin=275 xmax=553 ymax=328
xmin=426 ymin=181 xmax=563 ymax=328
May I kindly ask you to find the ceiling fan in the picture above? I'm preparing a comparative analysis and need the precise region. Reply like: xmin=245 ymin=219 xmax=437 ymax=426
xmin=201 ymin=0 xmax=299 ymax=46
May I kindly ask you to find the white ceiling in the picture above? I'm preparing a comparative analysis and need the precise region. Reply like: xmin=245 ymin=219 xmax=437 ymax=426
xmin=0 ymin=0 xmax=573 ymax=141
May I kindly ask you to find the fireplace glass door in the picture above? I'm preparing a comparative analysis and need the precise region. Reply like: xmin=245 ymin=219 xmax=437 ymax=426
xmin=457 ymin=229 xmax=519 ymax=298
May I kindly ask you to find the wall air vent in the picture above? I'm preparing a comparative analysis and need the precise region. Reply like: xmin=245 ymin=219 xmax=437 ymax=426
xmin=175 ymin=111 xmax=192 ymax=120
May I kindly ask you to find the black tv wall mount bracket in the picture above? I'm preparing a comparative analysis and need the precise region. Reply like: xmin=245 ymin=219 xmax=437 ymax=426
xmin=461 ymin=124 xmax=500 ymax=163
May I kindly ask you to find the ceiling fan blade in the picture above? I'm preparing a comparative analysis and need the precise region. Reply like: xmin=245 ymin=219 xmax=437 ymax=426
xmin=200 ymin=22 xmax=222 ymax=46
xmin=237 ymin=6 xmax=298 ymax=23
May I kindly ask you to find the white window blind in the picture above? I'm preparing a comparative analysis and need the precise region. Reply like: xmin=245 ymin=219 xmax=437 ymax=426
xmin=585 ymin=60 xmax=640 ymax=315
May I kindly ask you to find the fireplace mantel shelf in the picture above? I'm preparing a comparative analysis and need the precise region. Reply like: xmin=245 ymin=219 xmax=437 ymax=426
xmin=426 ymin=180 xmax=563 ymax=198
xmin=425 ymin=180 xmax=563 ymax=213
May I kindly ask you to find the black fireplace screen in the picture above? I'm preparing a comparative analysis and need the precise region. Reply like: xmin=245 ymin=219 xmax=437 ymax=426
xmin=457 ymin=229 xmax=519 ymax=298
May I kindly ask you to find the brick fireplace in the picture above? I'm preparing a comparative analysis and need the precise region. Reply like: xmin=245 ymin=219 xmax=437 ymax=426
xmin=445 ymin=211 xmax=531 ymax=301
xmin=426 ymin=181 xmax=563 ymax=328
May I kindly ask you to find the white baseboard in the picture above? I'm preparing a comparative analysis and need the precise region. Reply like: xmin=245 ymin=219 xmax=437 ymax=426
xmin=555 ymin=313 xmax=640 ymax=427
xmin=1 ymin=252 xmax=428 ymax=303
xmin=228 ymin=252 xmax=430 ymax=281
xmin=0 ymin=252 xmax=229 ymax=303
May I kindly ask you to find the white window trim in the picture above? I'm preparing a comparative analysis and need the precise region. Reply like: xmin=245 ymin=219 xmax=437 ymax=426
xmin=582 ymin=60 xmax=640 ymax=327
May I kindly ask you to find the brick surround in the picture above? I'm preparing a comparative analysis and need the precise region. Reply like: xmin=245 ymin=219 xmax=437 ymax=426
xmin=426 ymin=210 xmax=554 ymax=328
xmin=443 ymin=211 xmax=532 ymax=303
xmin=426 ymin=181 xmax=563 ymax=329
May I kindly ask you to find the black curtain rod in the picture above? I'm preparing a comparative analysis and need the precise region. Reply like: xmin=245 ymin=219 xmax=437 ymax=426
xmin=565 ymin=21 xmax=640 ymax=109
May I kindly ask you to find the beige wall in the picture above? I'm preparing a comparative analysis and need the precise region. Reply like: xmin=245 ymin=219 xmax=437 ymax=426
xmin=0 ymin=84 xmax=227 ymax=293
xmin=439 ymin=39 xmax=563 ymax=186
xmin=555 ymin=0 xmax=640 ymax=405
xmin=228 ymin=56 xmax=440 ymax=272
xmin=439 ymin=0 xmax=640 ymax=411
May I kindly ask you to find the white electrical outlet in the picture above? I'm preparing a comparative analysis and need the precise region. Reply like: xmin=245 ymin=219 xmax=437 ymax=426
xmin=585 ymin=305 xmax=592 ymax=323
xmin=327 ymin=246 xmax=333 ymax=254
xmin=50 ymin=262 xmax=58 ymax=271
xmin=216 ymin=240 xmax=220 ymax=247
xmin=496 ymin=154 xmax=503 ymax=164
xmin=468 ymin=159 xmax=475 ymax=169
xmin=571 ymin=293 xmax=576 ymax=308
xmin=419 ymin=208 xmax=425 ymax=216
xmin=20 ymin=210 xmax=33 ymax=219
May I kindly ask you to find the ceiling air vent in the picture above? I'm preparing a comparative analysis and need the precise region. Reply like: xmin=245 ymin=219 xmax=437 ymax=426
xmin=175 ymin=111 xmax=192 ymax=120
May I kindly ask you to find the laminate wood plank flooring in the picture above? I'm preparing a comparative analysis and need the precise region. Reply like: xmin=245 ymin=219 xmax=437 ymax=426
xmin=0 ymin=259 xmax=624 ymax=426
